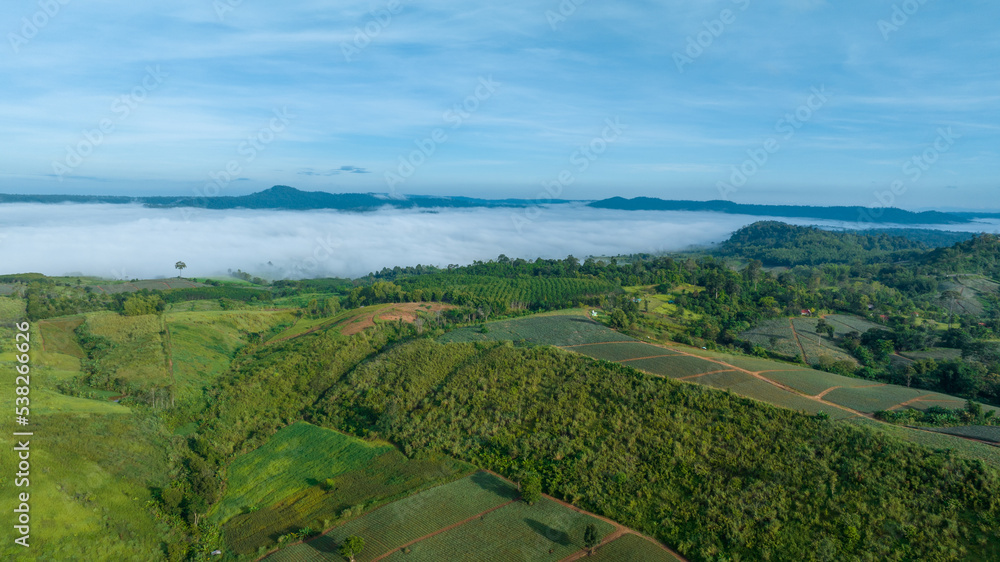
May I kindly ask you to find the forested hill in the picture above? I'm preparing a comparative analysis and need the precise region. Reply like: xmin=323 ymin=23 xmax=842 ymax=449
xmin=718 ymin=221 xmax=933 ymax=266
xmin=589 ymin=196 xmax=968 ymax=224
xmin=922 ymin=233 xmax=1000 ymax=276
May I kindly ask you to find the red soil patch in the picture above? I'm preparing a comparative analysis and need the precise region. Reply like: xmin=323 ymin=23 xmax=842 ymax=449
xmin=341 ymin=302 xmax=454 ymax=336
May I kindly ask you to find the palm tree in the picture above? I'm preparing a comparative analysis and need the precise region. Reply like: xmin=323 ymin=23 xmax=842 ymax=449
xmin=175 ymin=261 xmax=187 ymax=278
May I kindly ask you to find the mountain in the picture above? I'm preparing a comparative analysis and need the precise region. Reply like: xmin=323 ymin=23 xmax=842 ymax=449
xmin=718 ymin=221 xmax=931 ymax=266
xmin=0 ymin=186 xmax=572 ymax=211
xmin=0 ymin=187 xmax=981 ymax=224
xmin=589 ymin=196 xmax=969 ymax=225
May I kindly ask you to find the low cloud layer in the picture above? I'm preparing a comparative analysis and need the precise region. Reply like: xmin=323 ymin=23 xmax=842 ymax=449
xmin=1 ymin=203 xmax=997 ymax=280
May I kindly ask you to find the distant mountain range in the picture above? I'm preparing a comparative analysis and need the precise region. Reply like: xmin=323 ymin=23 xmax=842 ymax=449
xmin=0 ymin=186 xmax=988 ymax=225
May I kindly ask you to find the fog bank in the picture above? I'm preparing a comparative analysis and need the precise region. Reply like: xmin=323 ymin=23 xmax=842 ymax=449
xmin=1 ymin=203 xmax=997 ymax=280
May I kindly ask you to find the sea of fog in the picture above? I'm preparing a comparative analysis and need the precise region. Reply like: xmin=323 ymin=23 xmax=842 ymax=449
xmin=1 ymin=202 xmax=998 ymax=280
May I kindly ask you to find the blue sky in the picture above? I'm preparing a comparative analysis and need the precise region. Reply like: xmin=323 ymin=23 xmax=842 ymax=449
xmin=1 ymin=0 xmax=997 ymax=209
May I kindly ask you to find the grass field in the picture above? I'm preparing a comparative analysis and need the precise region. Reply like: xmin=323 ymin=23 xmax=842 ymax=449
xmin=0 ymin=295 xmax=25 ymax=321
xmin=379 ymin=497 xmax=614 ymax=562
xmin=266 ymin=472 xmax=519 ymax=562
xmin=167 ymin=310 xmax=295 ymax=400
xmin=89 ymin=277 xmax=206 ymax=294
xmin=589 ymin=533 xmax=684 ymax=562
xmin=83 ymin=311 xmax=170 ymax=388
xmin=217 ymin=422 xmax=474 ymax=555
xmin=441 ymin=310 xmax=635 ymax=347
xmin=0 ymin=399 xmax=171 ymax=560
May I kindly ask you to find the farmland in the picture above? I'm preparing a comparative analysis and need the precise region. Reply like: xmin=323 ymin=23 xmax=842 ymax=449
xmin=380 ymin=497 xmax=614 ymax=562
xmin=566 ymin=341 xmax=679 ymax=362
xmin=441 ymin=309 xmax=634 ymax=346
xmin=213 ymin=423 xmax=471 ymax=540
xmin=741 ymin=316 xmax=857 ymax=364
xmin=589 ymin=533 xmax=684 ymax=562
xmin=931 ymin=425 xmax=1000 ymax=443
xmin=266 ymin=472 xmax=520 ymax=562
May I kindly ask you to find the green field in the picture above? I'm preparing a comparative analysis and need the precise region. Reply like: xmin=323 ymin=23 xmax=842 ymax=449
xmin=567 ymin=341 xmax=679 ymax=362
xmin=695 ymin=370 xmax=854 ymax=419
xmin=846 ymin=417 xmax=1000 ymax=468
xmin=627 ymin=355 xmax=732 ymax=379
xmin=824 ymin=314 xmax=885 ymax=334
xmin=167 ymin=310 xmax=295 ymax=400
xmin=759 ymin=369 xmax=882 ymax=397
xmin=82 ymin=311 xmax=170 ymax=390
xmin=0 ymin=295 xmax=25 ymax=321
xmin=589 ymin=533 xmax=684 ymax=562
xmin=380 ymin=497 xmax=614 ymax=562
xmin=216 ymin=422 xmax=473 ymax=554
xmin=266 ymin=472 xmax=519 ymax=562
xmin=441 ymin=310 xmax=634 ymax=346
xmin=931 ymin=425 xmax=1000 ymax=443
xmin=822 ymin=385 xmax=930 ymax=413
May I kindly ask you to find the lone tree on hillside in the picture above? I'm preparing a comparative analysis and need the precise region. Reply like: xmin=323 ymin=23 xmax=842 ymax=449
xmin=175 ymin=261 xmax=187 ymax=277
xmin=583 ymin=523 xmax=599 ymax=554
xmin=339 ymin=535 xmax=364 ymax=562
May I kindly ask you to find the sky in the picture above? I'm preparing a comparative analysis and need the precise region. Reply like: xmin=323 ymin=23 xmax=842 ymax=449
xmin=1 ymin=0 xmax=998 ymax=209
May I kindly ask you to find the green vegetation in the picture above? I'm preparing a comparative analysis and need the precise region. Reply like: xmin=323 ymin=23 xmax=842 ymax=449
xmin=379 ymin=498 xmax=613 ymax=562
xmin=308 ymin=338 xmax=1000 ymax=561
xmin=590 ymin=534 xmax=684 ymax=562
xmin=441 ymin=310 xmax=634 ymax=346
xmin=719 ymin=221 xmax=928 ymax=266
xmin=217 ymin=422 xmax=472 ymax=555
xmin=266 ymin=472 xmax=519 ymax=562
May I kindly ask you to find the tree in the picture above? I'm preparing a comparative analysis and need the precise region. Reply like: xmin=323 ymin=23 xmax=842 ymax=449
xmin=521 ymin=472 xmax=542 ymax=505
xmin=609 ymin=308 xmax=629 ymax=330
xmin=583 ymin=523 xmax=599 ymax=554
xmin=175 ymin=261 xmax=187 ymax=277
xmin=339 ymin=535 xmax=364 ymax=562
